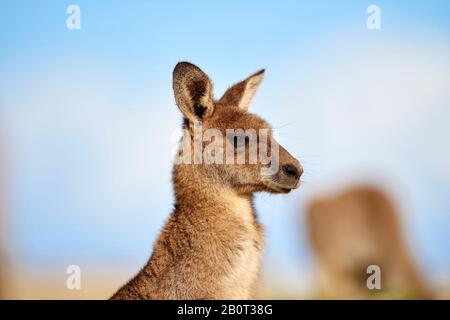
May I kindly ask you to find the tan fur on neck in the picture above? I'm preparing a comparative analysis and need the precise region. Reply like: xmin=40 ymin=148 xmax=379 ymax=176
xmin=111 ymin=164 xmax=264 ymax=299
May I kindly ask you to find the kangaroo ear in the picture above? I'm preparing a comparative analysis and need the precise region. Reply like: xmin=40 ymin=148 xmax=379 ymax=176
xmin=173 ymin=62 xmax=214 ymax=123
xmin=218 ymin=69 xmax=265 ymax=112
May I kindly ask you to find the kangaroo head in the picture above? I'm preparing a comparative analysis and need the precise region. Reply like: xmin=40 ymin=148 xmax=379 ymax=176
xmin=172 ymin=61 xmax=302 ymax=194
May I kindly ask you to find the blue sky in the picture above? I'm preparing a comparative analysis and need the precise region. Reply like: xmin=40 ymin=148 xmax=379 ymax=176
xmin=1 ymin=1 xmax=449 ymax=290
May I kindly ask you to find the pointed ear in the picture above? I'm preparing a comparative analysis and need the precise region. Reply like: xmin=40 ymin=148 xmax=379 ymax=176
xmin=218 ymin=69 xmax=265 ymax=111
xmin=173 ymin=62 xmax=214 ymax=123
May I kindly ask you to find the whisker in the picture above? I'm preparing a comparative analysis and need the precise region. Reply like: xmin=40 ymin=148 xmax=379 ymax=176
xmin=274 ymin=122 xmax=296 ymax=130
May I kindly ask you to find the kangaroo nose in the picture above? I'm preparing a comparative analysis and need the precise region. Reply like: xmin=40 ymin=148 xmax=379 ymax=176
xmin=282 ymin=163 xmax=302 ymax=180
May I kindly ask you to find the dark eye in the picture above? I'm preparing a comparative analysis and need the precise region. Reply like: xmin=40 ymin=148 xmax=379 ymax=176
xmin=228 ymin=135 xmax=249 ymax=149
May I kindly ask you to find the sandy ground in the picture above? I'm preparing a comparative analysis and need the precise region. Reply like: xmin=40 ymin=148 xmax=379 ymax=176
xmin=1 ymin=266 xmax=449 ymax=300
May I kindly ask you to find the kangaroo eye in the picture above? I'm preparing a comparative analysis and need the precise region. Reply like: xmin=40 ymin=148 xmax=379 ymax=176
xmin=227 ymin=135 xmax=249 ymax=149
xmin=235 ymin=137 xmax=246 ymax=149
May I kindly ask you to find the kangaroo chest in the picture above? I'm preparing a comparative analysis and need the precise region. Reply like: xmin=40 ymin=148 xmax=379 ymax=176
xmin=219 ymin=194 xmax=264 ymax=298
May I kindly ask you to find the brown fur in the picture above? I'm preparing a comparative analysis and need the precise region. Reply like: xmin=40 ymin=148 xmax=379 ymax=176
xmin=306 ymin=186 xmax=429 ymax=299
xmin=111 ymin=62 xmax=302 ymax=299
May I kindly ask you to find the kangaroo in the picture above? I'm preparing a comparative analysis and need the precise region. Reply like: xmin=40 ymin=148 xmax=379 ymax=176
xmin=306 ymin=186 xmax=428 ymax=299
xmin=111 ymin=62 xmax=303 ymax=299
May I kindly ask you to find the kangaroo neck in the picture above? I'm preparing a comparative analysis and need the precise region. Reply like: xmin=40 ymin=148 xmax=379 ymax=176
xmin=172 ymin=164 xmax=255 ymax=217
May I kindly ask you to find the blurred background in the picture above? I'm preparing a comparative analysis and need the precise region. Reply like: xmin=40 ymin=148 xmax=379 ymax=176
xmin=0 ymin=0 xmax=449 ymax=299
